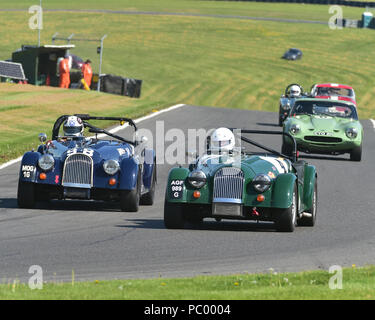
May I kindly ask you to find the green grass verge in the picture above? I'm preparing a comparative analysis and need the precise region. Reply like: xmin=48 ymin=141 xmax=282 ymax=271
xmin=1 ymin=1 xmax=375 ymax=164
xmin=0 ymin=0 xmax=369 ymax=21
xmin=0 ymin=266 xmax=374 ymax=299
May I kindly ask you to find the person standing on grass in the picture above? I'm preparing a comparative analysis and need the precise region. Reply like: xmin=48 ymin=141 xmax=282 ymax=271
xmin=59 ymin=55 xmax=71 ymax=89
xmin=81 ymin=59 xmax=93 ymax=89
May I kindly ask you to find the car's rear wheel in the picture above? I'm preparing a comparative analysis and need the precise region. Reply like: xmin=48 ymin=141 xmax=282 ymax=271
xmin=140 ymin=161 xmax=156 ymax=206
xmin=17 ymin=180 xmax=36 ymax=209
xmin=298 ymin=179 xmax=317 ymax=227
xmin=275 ymin=184 xmax=297 ymax=232
xmin=120 ymin=172 xmax=141 ymax=212
xmin=164 ymin=200 xmax=185 ymax=229
xmin=350 ymin=144 xmax=362 ymax=162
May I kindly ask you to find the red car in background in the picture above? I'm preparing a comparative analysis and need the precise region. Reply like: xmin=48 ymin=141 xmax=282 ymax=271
xmin=311 ymin=83 xmax=356 ymax=106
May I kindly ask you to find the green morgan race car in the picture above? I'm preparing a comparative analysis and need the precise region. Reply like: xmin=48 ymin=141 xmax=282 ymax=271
xmin=164 ymin=128 xmax=317 ymax=232
xmin=282 ymin=98 xmax=363 ymax=161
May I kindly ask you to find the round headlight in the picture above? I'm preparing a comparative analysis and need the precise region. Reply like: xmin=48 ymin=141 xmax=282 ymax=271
xmin=346 ymin=127 xmax=358 ymax=139
xmin=187 ymin=171 xmax=207 ymax=189
xmin=289 ymin=124 xmax=301 ymax=135
xmin=38 ymin=154 xmax=55 ymax=171
xmin=282 ymin=101 xmax=291 ymax=110
xmin=252 ymin=174 xmax=272 ymax=193
xmin=103 ymin=159 xmax=120 ymax=175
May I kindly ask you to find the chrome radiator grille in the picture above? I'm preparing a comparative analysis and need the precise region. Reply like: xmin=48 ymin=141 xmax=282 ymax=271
xmin=62 ymin=154 xmax=93 ymax=188
xmin=213 ymin=167 xmax=244 ymax=204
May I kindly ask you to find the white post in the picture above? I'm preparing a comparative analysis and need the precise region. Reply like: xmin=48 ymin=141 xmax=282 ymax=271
xmin=38 ymin=0 xmax=42 ymax=46
xmin=97 ymin=34 xmax=107 ymax=92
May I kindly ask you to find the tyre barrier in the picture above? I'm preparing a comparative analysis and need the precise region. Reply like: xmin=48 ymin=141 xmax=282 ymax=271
xmin=218 ymin=0 xmax=375 ymax=8
xmin=100 ymin=74 xmax=142 ymax=98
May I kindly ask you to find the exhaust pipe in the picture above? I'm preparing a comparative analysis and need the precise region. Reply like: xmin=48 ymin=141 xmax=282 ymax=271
xmin=300 ymin=212 xmax=312 ymax=218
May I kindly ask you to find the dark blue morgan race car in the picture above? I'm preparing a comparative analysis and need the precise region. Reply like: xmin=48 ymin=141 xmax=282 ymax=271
xmin=17 ymin=114 xmax=156 ymax=212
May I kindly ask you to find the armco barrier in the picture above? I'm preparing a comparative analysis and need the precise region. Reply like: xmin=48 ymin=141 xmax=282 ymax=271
xmin=217 ymin=0 xmax=375 ymax=8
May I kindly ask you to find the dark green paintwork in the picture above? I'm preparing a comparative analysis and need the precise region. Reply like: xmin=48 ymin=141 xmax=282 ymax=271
xmin=166 ymin=153 xmax=317 ymax=213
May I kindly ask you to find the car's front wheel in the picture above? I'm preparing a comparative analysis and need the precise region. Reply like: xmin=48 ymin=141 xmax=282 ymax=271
xmin=278 ymin=107 xmax=283 ymax=126
xmin=17 ymin=180 xmax=36 ymax=209
xmin=275 ymin=185 xmax=297 ymax=232
xmin=350 ymin=144 xmax=362 ymax=162
xmin=164 ymin=200 xmax=185 ymax=229
xmin=120 ymin=172 xmax=141 ymax=212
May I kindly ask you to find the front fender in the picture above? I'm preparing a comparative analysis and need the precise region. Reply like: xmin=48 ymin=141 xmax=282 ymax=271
xmin=165 ymin=167 xmax=212 ymax=204
xmin=19 ymin=152 xmax=41 ymax=183
xmin=165 ymin=167 xmax=190 ymax=202
xmin=119 ymin=157 xmax=139 ymax=190
xmin=142 ymin=149 xmax=156 ymax=189
xmin=271 ymin=173 xmax=297 ymax=209
xmin=302 ymin=165 xmax=317 ymax=211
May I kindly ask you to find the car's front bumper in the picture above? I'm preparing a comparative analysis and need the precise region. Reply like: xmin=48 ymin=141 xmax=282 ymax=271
xmin=294 ymin=136 xmax=361 ymax=154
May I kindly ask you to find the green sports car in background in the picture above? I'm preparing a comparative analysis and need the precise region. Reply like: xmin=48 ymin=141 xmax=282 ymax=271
xmin=282 ymin=98 xmax=363 ymax=161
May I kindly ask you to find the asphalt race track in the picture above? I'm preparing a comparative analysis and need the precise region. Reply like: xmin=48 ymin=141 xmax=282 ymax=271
xmin=1 ymin=105 xmax=375 ymax=282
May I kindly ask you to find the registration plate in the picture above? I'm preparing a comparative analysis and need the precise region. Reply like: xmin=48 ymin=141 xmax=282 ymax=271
xmin=212 ymin=203 xmax=243 ymax=217
xmin=315 ymin=131 xmax=333 ymax=136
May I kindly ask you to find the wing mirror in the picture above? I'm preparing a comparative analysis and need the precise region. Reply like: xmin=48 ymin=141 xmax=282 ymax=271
xmin=38 ymin=133 xmax=48 ymax=144
xmin=186 ymin=150 xmax=197 ymax=159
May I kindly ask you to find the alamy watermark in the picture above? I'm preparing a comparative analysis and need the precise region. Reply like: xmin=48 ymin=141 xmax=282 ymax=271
xmin=28 ymin=5 xmax=43 ymax=30
xmin=28 ymin=265 xmax=43 ymax=290
xmin=328 ymin=265 xmax=343 ymax=290
xmin=328 ymin=5 xmax=343 ymax=30
xmin=131 ymin=122 xmax=243 ymax=166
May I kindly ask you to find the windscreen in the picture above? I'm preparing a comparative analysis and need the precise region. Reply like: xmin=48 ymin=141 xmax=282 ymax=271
xmin=315 ymin=86 xmax=353 ymax=97
xmin=291 ymin=100 xmax=358 ymax=120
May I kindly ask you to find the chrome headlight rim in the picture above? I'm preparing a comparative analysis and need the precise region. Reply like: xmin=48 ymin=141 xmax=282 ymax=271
xmin=252 ymin=174 xmax=272 ymax=193
xmin=289 ymin=124 xmax=301 ymax=135
xmin=187 ymin=170 xmax=207 ymax=189
xmin=38 ymin=154 xmax=55 ymax=171
xmin=345 ymin=127 xmax=358 ymax=139
xmin=103 ymin=159 xmax=120 ymax=175
xmin=281 ymin=101 xmax=291 ymax=110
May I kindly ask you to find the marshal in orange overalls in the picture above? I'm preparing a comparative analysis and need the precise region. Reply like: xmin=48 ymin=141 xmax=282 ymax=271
xmin=59 ymin=58 xmax=70 ymax=89
xmin=81 ymin=61 xmax=93 ymax=89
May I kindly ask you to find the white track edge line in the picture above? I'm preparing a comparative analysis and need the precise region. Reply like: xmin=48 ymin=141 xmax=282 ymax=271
xmin=370 ymin=119 xmax=375 ymax=130
xmin=0 ymin=103 xmax=186 ymax=171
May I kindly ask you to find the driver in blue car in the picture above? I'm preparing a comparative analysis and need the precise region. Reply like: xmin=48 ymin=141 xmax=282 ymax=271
xmin=63 ymin=116 xmax=84 ymax=137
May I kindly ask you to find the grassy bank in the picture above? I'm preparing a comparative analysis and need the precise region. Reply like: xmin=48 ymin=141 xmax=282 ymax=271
xmin=0 ymin=265 xmax=374 ymax=299
xmin=1 ymin=1 xmax=375 ymax=164
xmin=0 ymin=0 xmax=368 ymax=22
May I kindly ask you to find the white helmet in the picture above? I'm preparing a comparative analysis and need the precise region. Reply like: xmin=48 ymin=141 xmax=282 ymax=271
xmin=290 ymin=85 xmax=301 ymax=97
xmin=210 ymin=127 xmax=235 ymax=153
xmin=63 ymin=116 xmax=84 ymax=137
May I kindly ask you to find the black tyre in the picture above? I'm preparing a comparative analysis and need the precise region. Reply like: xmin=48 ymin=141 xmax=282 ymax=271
xmin=350 ymin=144 xmax=362 ymax=162
xmin=275 ymin=184 xmax=297 ymax=232
xmin=120 ymin=172 xmax=141 ymax=212
xmin=164 ymin=200 xmax=185 ymax=229
xmin=298 ymin=179 xmax=317 ymax=227
xmin=278 ymin=113 xmax=283 ymax=127
xmin=281 ymin=141 xmax=293 ymax=157
xmin=17 ymin=180 xmax=36 ymax=209
xmin=185 ymin=215 xmax=203 ymax=225
xmin=278 ymin=106 xmax=284 ymax=127
xmin=140 ymin=162 xmax=156 ymax=206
